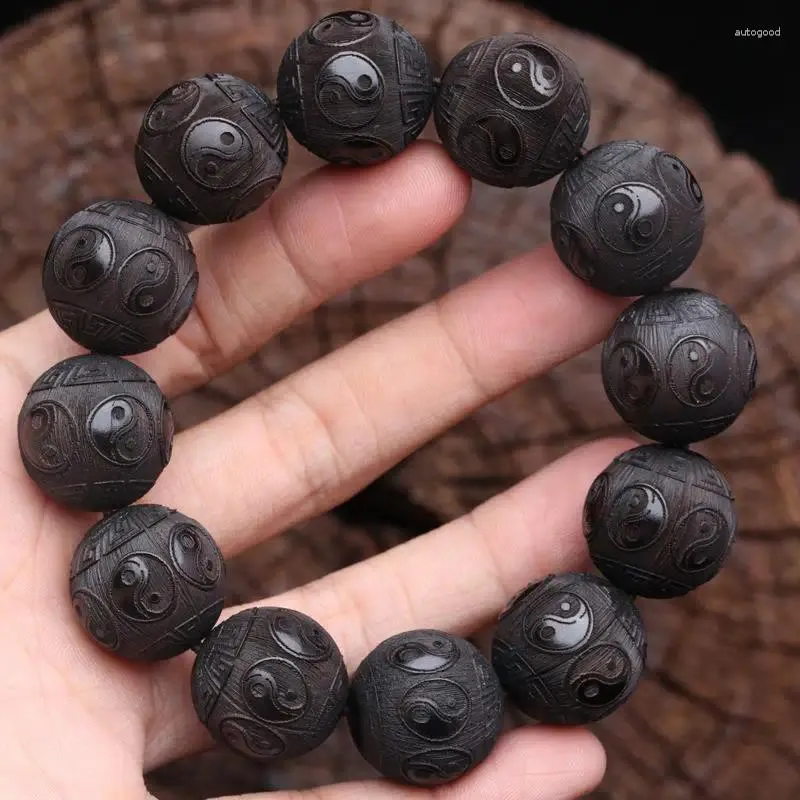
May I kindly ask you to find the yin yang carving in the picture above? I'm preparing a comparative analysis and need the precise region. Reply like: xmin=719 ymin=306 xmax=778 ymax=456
xmin=347 ymin=630 xmax=503 ymax=786
xmin=70 ymin=505 xmax=226 ymax=660
xmin=584 ymin=444 xmax=737 ymax=597
xmin=277 ymin=12 xmax=435 ymax=165
xmin=602 ymin=289 xmax=757 ymax=444
xmin=551 ymin=140 xmax=705 ymax=295
xmin=492 ymin=573 xmax=646 ymax=724
xmin=191 ymin=608 xmax=347 ymax=762
xmin=136 ymin=73 xmax=287 ymax=224
xmin=42 ymin=200 xmax=197 ymax=356
xmin=435 ymin=33 xmax=589 ymax=187
xmin=18 ymin=354 xmax=173 ymax=511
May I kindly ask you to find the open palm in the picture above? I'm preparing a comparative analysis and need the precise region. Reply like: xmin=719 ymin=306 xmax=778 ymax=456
xmin=0 ymin=143 xmax=633 ymax=800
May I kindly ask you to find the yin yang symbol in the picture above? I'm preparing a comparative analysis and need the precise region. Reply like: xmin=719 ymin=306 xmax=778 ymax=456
xmin=494 ymin=43 xmax=562 ymax=110
xmin=456 ymin=113 xmax=524 ymax=172
xmin=169 ymin=523 xmax=223 ymax=589
xmin=72 ymin=589 xmax=120 ymax=650
xmin=671 ymin=508 xmax=730 ymax=573
xmin=144 ymin=80 xmax=202 ymax=135
xmin=87 ymin=395 xmax=154 ymax=466
xmin=51 ymin=226 xmax=115 ymax=292
xmin=110 ymin=553 xmax=177 ymax=622
xmin=269 ymin=611 xmax=332 ymax=662
xmin=552 ymin=221 xmax=597 ymax=281
xmin=523 ymin=591 xmax=593 ymax=652
xmin=243 ymin=658 xmax=308 ymax=723
xmin=20 ymin=401 xmax=77 ymax=473
xmin=315 ymin=53 xmax=384 ymax=129
xmin=606 ymin=341 xmax=660 ymax=410
xmin=389 ymin=632 xmax=460 ymax=673
xmin=399 ymin=680 xmax=470 ymax=741
xmin=308 ymin=10 xmax=378 ymax=46
xmin=667 ymin=336 xmax=731 ymax=407
xmin=737 ymin=325 xmax=758 ymax=396
xmin=583 ymin=472 xmax=610 ymax=539
xmin=567 ymin=643 xmax=632 ymax=708
xmin=655 ymin=151 xmax=704 ymax=209
xmin=181 ymin=118 xmax=254 ymax=190
xmin=401 ymin=749 xmax=472 ymax=785
xmin=607 ymin=485 xmax=667 ymax=550
xmin=219 ymin=717 xmax=286 ymax=760
xmin=119 ymin=249 xmax=178 ymax=316
xmin=596 ymin=183 xmax=668 ymax=254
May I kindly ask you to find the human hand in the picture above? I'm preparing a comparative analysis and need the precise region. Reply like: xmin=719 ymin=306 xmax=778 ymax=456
xmin=0 ymin=142 xmax=634 ymax=799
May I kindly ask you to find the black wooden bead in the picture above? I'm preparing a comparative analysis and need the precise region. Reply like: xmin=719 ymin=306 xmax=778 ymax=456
xmin=70 ymin=505 xmax=226 ymax=661
xmin=550 ymin=140 xmax=705 ymax=295
xmin=17 ymin=354 xmax=173 ymax=511
xmin=434 ymin=33 xmax=590 ymax=187
xmin=276 ymin=10 xmax=435 ymax=166
xmin=191 ymin=607 xmax=348 ymax=762
xmin=491 ymin=573 xmax=646 ymax=725
xmin=347 ymin=629 xmax=503 ymax=786
xmin=584 ymin=444 xmax=737 ymax=598
xmin=42 ymin=199 xmax=198 ymax=355
xmin=136 ymin=73 xmax=288 ymax=225
xmin=602 ymin=288 xmax=758 ymax=444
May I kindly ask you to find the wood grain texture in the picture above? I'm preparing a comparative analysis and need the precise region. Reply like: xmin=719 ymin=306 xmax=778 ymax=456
xmin=2 ymin=1 xmax=799 ymax=797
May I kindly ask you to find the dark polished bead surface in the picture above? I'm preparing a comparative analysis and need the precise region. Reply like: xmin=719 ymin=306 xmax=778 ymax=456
xmin=191 ymin=607 xmax=348 ymax=762
xmin=601 ymin=289 xmax=758 ymax=444
xmin=277 ymin=10 xmax=435 ymax=165
xmin=550 ymin=140 xmax=705 ymax=295
xmin=347 ymin=629 xmax=503 ymax=786
xmin=42 ymin=199 xmax=198 ymax=355
xmin=18 ymin=354 xmax=173 ymax=511
xmin=136 ymin=73 xmax=288 ymax=225
xmin=434 ymin=33 xmax=590 ymax=187
xmin=70 ymin=505 xmax=225 ymax=660
xmin=492 ymin=573 xmax=646 ymax=725
xmin=584 ymin=445 xmax=737 ymax=598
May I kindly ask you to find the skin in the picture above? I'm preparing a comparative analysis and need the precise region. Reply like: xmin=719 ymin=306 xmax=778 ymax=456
xmin=0 ymin=142 xmax=635 ymax=800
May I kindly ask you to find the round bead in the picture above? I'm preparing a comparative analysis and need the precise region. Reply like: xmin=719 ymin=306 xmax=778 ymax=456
xmin=69 ymin=505 xmax=226 ymax=660
xmin=347 ymin=629 xmax=503 ymax=787
xmin=42 ymin=199 xmax=198 ymax=355
xmin=135 ymin=73 xmax=288 ymax=225
xmin=17 ymin=354 xmax=173 ymax=511
xmin=492 ymin=573 xmax=646 ymax=725
xmin=601 ymin=288 xmax=758 ymax=444
xmin=191 ymin=607 xmax=348 ymax=762
xmin=276 ymin=11 xmax=435 ymax=166
xmin=434 ymin=33 xmax=590 ymax=187
xmin=550 ymin=140 xmax=705 ymax=295
xmin=584 ymin=445 xmax=737 ymax=598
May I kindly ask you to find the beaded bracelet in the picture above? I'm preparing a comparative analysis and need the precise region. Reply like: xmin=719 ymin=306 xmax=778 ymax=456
xmin=15 ymin=9 xmax=757 ymax=789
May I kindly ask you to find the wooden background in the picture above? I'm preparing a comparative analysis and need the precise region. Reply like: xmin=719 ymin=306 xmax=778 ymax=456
xmin=1 ymin=0 xmax=799 ymax=797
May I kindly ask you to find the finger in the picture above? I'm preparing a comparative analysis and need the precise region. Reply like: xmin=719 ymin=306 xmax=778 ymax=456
xmin=147 ymin=244 xmax=628 ymax=557
xmin=0 ymin=142 xmax=470 ymax=397
xmin=143 ymin=438 xmax=632 ymax=768
xmin=207 ymin=728 xmax=606 ymax=800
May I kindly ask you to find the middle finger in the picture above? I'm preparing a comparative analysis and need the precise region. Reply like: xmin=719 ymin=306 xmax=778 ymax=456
xmin=146 ymin=244 xmax=627 ymax=557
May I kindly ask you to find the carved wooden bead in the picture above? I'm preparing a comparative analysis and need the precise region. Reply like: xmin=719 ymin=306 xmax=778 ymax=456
xmin=42 ymin=199 xmax=198 ymax=355
xmin=69 ymin=505 xmax=225 ymax=660
xmin=434 ymin=33 xmax=590 ymax=187
xmin=584 ymin=445 xmax=737 ymax=598
xmin=276 ymin=11 xmax=435 ymax=166
xmin=136 ymin=73 xmax=288 ymax=225
xmin=550 ymin=140 xmax=705 ymax=295
xmin=191 ymin=607 xmax=348 ymax=762
xmin=17 ymin=355 xmax=173 ymax=511
xmin=602 ymin=289 xmax=758 ymax=444
xmin=347 ymin=629 xmax=503 ymax=786
xmin=492 ymin=573 xmax=646 ymax=725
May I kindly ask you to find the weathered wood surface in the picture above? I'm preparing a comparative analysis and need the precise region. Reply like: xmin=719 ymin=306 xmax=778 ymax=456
xmin=2 ymin=0 xmax=799 ymax=797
